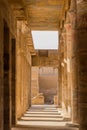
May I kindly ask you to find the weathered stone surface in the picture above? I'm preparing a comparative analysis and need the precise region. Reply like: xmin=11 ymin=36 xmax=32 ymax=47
xmin=0 ymin=0 xmax=87 ymax=130
xmin=31 ymin=67 xmax=39 ymax=98
xmin=0 ymin=1 xmax=17 ymax=130
xmin=54 ymin=96 xmax=58 ymax=105
xmin=77 ymin=2 xmax=87 ymax=129
xmin=32 ymin=93 xmax=44 ymax=105
xmin=32 ymin=50 xmax=58 ymax=67
xmin=0 ymin=13 xmax=4 ymax=130
xmin=23 ymin=0 xmax=68 ymax=30
xmin=39 ymin=67 xmax=58 ymax=104
xmin=16 ymin=21 xmax=32 ymax=119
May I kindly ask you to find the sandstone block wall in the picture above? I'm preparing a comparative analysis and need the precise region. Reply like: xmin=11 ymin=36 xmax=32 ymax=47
xmin=32 ymin=93 xmax=44 ymax=105
xmin=32 ymin=50 xmax=58 ymax=67
xmin=31 ymin=67 xmax=45 ymax=105
xmin=0 ymin=2 xmax=32 ymax=130
xmin=0 ymin=1 xmax=17 ymax=130
xmin=16 ymin=21 xmax=31 ymax=119
xmin=31 ymin=67 xmax=39 ymax=98
xmin=54 ymin=96 xmax=58 ymax=105
xmin=39 ymin=67 xmax=58 ymax=104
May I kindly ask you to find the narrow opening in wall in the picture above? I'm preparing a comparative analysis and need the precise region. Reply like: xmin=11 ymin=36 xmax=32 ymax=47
xmin=11 ymin=38 xmax=16 ymax=125
xmin=39 ymin=67 xmax=58 ymax=105
xmin=3 ymin=20 xmax=10 ymax=130
xmin=31 ymin=67 xmax=58 ymax=105
xmin=31 ymin=31 xmax=59 ymax=50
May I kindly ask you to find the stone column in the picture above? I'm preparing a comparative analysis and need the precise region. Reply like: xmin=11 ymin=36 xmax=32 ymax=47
xmin=28 ymin=63 xmax=31 ymax=107
xmin=76 ymin=1 xmax=87 ymax=129
xmin=58 ymin=37 xmax=63 ymax=107
xmin=63 ymin=63 xmax=68 ymax=117
xmin=69 ymin=0 xmax=79 ymax=123
xmin=24 ymin=56 xmax=26 ymax=112
xmin=22 ymin=55 xmax=25 ymax=113
xmin=61 ymin=61 xmax=65 ymax=113
xmin=71 ymin=29 xmax=78 ymax=123
xmin=60 ymin=37 xmax=67 ymax=116
xmin=58 ymin=62 xmax=62 ymax=107
xmin=64 ymin=23 xmax=72 ymax=118
xmin=62 ymin=30 xmax=70 ymax=118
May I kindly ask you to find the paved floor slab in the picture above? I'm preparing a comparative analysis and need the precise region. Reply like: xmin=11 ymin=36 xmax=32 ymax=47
xmin=12 ymin=105 xmax=79 ymax=130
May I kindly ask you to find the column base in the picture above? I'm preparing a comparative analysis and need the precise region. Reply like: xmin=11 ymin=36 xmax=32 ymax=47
xmin=66 ymin=123 xmax=79 ymax=128
xmin=80 ymin=125 xmax=87 ymax=130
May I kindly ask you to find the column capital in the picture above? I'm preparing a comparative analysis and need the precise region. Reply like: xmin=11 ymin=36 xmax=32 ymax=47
xmin=77 ymin=13 xmax=87 ymax=29
xmin=69 ymin=0 xmax=77 ymax=13
xmin=76 ymin=0 xmax=87 ymax=29
xmin=66 ymin=0 xmax=77 ymax=29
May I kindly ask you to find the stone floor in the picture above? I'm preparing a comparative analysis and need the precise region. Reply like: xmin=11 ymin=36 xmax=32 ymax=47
xmin=12 ymin=105 xmax=79 ymax=130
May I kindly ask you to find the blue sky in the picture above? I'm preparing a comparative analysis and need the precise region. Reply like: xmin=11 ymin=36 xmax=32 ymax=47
xmin=31 ymin=31 xmax=58 ymax=50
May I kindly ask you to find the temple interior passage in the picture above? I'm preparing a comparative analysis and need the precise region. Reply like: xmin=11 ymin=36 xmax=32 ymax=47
xmin=0 ymin=0 xmax=87 ymax=130
xmin=31 ymin=66 xmax=58 ymax=105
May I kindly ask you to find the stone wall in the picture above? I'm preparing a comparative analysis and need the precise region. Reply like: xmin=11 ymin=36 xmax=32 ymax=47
xmin=0 ymin=1 xmax=32 ymax=130
xmin=31 ymin=67 xmax=39 ymax=98
xmin=32 ymin=93 xmax=44 ymax=105
xmin=31 ymin=67 xmax=58 ymax=105
xmin=31 ymin=67 xmax=44 ymax=105
xmin=0 ymin=1 xmax=17 ymax=130
xmin=16 ymin=21 xmax=31 ymax=119
xmin=54 ymin=96 xmax=58 ymax=105
xmin=32 ymin=50 xmax=58 ymax=67
xmin=39 ymin=67 xmax=58 ymax=104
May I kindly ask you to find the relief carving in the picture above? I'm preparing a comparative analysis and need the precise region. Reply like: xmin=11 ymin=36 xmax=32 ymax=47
xmin=77 ymin=13 xmax=87 ymax=29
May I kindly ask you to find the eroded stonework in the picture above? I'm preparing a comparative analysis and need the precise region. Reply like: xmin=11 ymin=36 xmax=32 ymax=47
xmin=0 ymin=0 xmax=87 ymax=130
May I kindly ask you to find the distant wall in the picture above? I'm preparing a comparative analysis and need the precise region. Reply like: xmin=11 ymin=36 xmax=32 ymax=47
xmin=39 ymin=67 xmax=58 ymax=104
xmin=31 ymin=67 xmax=39 ymax=98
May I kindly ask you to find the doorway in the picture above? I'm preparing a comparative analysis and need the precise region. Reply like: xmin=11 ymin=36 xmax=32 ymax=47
xmin=3 ymin=20 xmax=10 ymax=130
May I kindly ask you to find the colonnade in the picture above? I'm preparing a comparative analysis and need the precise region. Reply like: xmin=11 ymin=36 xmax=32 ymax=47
xmin=58 ymin=0 xmax=87 ymax=130
xmin=0 ymin=0 xmax=87 ymax=130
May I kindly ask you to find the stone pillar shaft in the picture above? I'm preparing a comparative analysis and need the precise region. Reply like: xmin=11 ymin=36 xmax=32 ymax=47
xmin=67 ymin=0 xmax=79 ymax=123
xmin=71 ymin=29 xmax=79 ymax=123
xmin=58 ymin=63 xmax=62 ymax=107
xmin=69 ymin=0 xmax=87 ymax=128
xmin=60 ymin=36 xmax=68 ymax=117
xmin=77 ymin=1 xmax=87 ymax=129
xmin=77 ymin=29 xmax=87 ymax=130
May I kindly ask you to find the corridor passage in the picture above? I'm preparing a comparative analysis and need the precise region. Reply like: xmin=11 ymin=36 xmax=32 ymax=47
xmin=1 ymin=1 xmax=87 ymax=130
xmin=12 ymin=105 xmax=78 ymax=130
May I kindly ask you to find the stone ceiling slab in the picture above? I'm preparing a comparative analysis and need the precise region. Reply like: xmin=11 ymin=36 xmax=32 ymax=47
xmin=24 ymin=0 xmax=66 ymax=30
xmin=6 ymin=0 xmax=70 ymax=30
